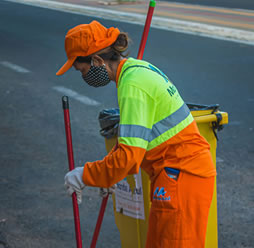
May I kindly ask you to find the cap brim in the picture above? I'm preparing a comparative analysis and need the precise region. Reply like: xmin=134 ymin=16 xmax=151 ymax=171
xmin=56 ymin=57 xmax=76 ymax=76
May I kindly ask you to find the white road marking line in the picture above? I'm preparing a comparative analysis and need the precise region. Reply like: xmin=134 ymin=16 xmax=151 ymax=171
xmin=228 ymin=121 xmax=242 ymax=126
xmin=216 ymin=157 xmax=224 ymax=163
xmin=4 ymin=0 xmax=254 ymax=46
xmin=53 ymin=86 xmax=101 ymax=106
xmin=0 ymin=61 xmax=30 ymax=73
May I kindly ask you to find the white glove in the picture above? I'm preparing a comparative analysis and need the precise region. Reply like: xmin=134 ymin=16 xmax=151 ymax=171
xmin=64 ymin=167 xmax=86 ymax=204
xmin=99 ymin=185 xmax=116 ymax=198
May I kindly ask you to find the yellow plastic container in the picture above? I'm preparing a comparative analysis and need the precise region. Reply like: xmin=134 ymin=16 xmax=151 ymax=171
xmin=104 ymin=107 xmax=228 ymax=248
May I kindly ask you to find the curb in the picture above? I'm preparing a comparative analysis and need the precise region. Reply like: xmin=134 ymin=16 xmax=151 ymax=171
xmin=5 ymin=0 xmax=254 ymax=45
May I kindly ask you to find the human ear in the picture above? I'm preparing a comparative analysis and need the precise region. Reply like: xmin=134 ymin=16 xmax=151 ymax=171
xmin=92 ymin=55 xmax=104 ymax=66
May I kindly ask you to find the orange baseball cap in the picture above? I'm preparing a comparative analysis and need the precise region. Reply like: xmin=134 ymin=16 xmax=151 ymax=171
xmin=56 ymin=20 xmax=120 ymax=76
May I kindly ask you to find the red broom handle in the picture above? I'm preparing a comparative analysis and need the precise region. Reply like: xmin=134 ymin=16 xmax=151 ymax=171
xmin=62 ymin=96 xmax=83 ymax=248
xmin=90 ymin=196 xmax=109 ymax=248
xmin=90 ymin=2 xmax=156 ymax=247
xmin=137 ymin=0 xmax=156 ymax=60
xmin=90 ymin=145 xmax=118 ymax=247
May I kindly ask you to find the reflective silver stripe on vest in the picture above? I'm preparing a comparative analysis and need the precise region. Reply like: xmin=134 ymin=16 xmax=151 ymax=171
xmin=149 ymin=103 xmax=190 ymax=142
xmin=119 ymin=103 xmax=190 ymax=142
xmin=119 ymin=124 xmax=151 ymax=140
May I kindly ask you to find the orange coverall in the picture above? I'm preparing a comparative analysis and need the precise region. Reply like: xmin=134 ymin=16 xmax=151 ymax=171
xmin=83 ymin=59 xmax=216 ymax=248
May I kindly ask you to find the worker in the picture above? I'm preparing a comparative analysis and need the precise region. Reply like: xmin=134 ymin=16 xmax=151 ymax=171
xmin=56 ymin=20 xmax=216 ymax=248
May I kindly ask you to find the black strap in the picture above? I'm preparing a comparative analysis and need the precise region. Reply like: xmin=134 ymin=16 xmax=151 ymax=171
xmin=212 ymin=113 xmax=223 ymax=141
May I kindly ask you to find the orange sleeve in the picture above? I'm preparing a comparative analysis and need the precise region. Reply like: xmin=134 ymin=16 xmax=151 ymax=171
xmin=82 ymin=143 xmax=146 ymax=188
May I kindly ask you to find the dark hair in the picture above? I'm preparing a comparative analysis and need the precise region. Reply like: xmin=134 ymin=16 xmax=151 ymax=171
xmin=75 ymin=32 xmax=130 ymax=64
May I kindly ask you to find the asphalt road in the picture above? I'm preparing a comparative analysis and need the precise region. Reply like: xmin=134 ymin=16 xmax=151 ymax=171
xmin=163 ymin=0 xmax=254 ymax=10
xmin=0 ymin=1 xmax=253 ymax=248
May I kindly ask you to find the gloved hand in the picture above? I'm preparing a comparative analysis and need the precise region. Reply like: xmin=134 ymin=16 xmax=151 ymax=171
xmin=99 ymin=185 xmax=116 ymax=198
xmin=64 ymin=167 xmax=86 ymax=204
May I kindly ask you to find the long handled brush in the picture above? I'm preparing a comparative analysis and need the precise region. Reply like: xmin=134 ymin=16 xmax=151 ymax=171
xmin=90 ymin=1 xmax=157 ymax=247
xmin=62 ymin=96 xmax=83 ymax=248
